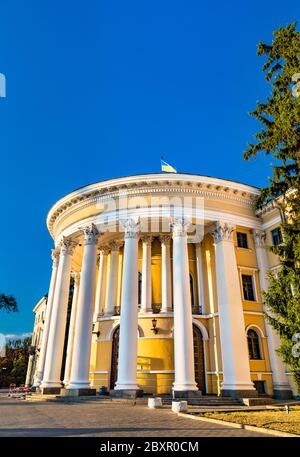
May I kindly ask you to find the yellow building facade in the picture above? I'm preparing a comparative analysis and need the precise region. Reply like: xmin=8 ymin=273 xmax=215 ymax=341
xmin=30 ymin=173 xmax=297 ymax=399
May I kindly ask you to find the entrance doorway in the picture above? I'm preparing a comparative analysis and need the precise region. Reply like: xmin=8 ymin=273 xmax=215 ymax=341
xmin=193 ymin=324 xmax=206 ymax=393
xmin=110 ymin=326 xmax=120 ymax=389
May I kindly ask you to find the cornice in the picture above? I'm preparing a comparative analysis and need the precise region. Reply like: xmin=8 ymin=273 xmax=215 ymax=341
xmin=47 ymin=174 xmax=259 ymax=239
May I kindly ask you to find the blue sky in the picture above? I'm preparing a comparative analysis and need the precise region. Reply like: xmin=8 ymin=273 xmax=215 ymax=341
xmin=0 ymin=1 xmax=299 ymax=335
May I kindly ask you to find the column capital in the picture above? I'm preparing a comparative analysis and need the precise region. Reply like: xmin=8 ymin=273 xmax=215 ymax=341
xmin=120 ymin=218 xmax=140 ymax=239
xmin=252 ymin=229 xmax=266 ymax=248
xmin=51 ymin=249 xmax=60 ymax=267
xmin=60 ymin=237 xmax=77 ymax=255
xmin=140 ymin=234 xmax=154 ymax=244
xmin=159 ymin=234 xmax=172 ymax=245
xmin=212 ymin=221 xmax=235 ymax=243
xmin=171 ymin=217 xmax=191 ymax=237
xmin=80 ymin=223 xmax=100 ymax=245
xmin=108 ymin=240 xmax=122 ymax=251
xmin=98 ymin=245 xmax=110 ymax=256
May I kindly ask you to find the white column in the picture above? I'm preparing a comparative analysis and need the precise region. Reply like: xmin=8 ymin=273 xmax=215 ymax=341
xmin=68 ymin=224 xmax=99 ymax=390
xmin=160 ymin=234 xmax=172 ymax=313
xmin=105 ymin=241 xmax=120 ymax=316
xmin=25 ymin=349 xmax=35 ymax=387
xmin=114 ymin=219 xmax=140 ymax=392
xmin=63 ymin=272 xmax=80 ymax=386
xmin=213 ymin=222 xmax=256 ymax=398
xmin=94 ymin=247 xmax=108 ymax=320
xmin=195 ymin=243 xmax=205 ymax=314
xmin=253 ymin=229 xmax=292 ymax=398
xmin=34 ymin=250 xmax=60 ymax=387
xmin=172 ymin=218 xmax=198 ymax=393
xmin=41 ymin=238 xmax=76 ymax=390
xmin=140 ymin=235 xmax=153 ymax=313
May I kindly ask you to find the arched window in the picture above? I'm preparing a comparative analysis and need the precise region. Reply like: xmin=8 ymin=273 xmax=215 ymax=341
xmin=138 ymin=272 xmax=142 ymax=306
xmin=247 ymin=329 xmax=261 ymax=360
xmin=190 ymin=273 xmax=195 ymax=310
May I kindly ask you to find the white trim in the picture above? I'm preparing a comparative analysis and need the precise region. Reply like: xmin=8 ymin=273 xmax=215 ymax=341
xmin=261 ymin=215 xmax=281 ymax=230
xmin=139 ymin=336 xmax=173 ymax=340
xmin=243 ymin=311 xmax=264 ymax=316
xmin=192 ymin=319 xmax=209 ymax=392
xmin=106 ymin=322 xmax=144 ymax=341
xmin=246 ymin=325 xmax=265 ymax=360
xmin=245 ymin=324 xmax=266 ymax=339
xmin=138 ymin=313 xmax=174 ymax=318
xmin=192 ymin=319 xmax=209 ymax=340
xmin=239 ymin=269 xmax=258 ymax=303
xmin=189 ymin=271 xmax=196 ymax=310
xmin=238 ymin=266 xmax=259 ymax=272
xmin=250 ymin=371 xmax=273 ymax=375
xmin=137 ymin=370 xmax=174 ymax=374
xmin=48 ymin=173 xmax=260 ymax=222
xmin=57 ymin=208 xmax=263 ymax=243
xmin=89 ymin=371 xmax=109 ymax=374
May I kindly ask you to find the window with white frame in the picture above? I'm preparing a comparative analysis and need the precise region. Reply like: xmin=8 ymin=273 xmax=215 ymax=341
xmin=242 ymin=274 xmax=256 ymax=301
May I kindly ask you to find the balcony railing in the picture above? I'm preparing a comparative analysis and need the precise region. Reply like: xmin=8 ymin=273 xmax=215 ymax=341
xmin=151 ymin=304 xmax=162 ymax=314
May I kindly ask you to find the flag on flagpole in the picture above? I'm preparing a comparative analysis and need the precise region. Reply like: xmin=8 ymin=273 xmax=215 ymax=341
xmin=160 ymin=158 xmax=177 ymax=173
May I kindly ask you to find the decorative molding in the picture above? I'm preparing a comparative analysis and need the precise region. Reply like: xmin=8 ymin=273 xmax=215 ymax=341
xmin=98 ymin=245 xmax=109 ymax=256
xmin=252 ymin=229 xmax=266 ymax=248
xmin=212 ymin=221 xmax=235 ymax=243
xmin=137 ymin=370 xmax=175 ymax=374
xmin=51 ymin=249 xmax=60 ymax=267
xmin=120 ymin=218 xmax=140 ymax=239
xmin=192 ymin=318 xmax=209 ymax=340
xmin=245 ymin=323 xmax=267 ymax=339
xmin=261 ymin=215 xmax=282 ymax=230
xmin=140 ymin=234 xmax=154 ymax=244
xmin=108 ymin=240 xmax=122 ymax=251
xmin=80 ymin=223 xmax=100 ymax=245
xmin=47 ymin=174 xmax=259 ymax=238
xmin=159 ymin=234 xmax=172 ymax=245
xmin=171 ymin=217 xmax=191 ymax=237
xmin=53 ymin=202 xmax=263 ymax=245
xmin=60 ymin=237 xmax=77 ymax=255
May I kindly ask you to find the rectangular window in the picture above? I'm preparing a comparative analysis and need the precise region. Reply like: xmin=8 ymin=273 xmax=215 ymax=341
xmin=237 ymin=232 xmax=248 ymax=249
xmin=271 ymin=227 xmax=283 ymax=246
xmin=242 ymin=274 xmax=255 ymax=301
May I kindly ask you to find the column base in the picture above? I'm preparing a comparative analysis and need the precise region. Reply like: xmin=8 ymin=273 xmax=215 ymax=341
xmin=60 ymin=388 xmax=96 ymax=397
xmin=33 ymin=372 xmax=43 ymax=387
xmin=110 ymin=389 xmax=144 ymax=399
xmin=273 ymin=389 xmax=293 ymax=400
xmin=40 ymin=387 xmax=62 ymax=395
xmin=221 ymin=389 xmax=258 ymax=399
xmin=173 ymin=390 xmax=202 ymax=399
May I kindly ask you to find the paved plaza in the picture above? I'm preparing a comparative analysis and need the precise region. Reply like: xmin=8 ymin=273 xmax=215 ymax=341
xmin=0 ymin=394 xmax=270 ymax=437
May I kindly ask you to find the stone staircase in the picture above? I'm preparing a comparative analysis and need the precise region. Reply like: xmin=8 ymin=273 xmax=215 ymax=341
xmin=25 ymin=393 xmax=275 ymax=408
xmin=159 ymin=394 xmax=243 ymax=407
xmin=25 ymin=393 xmax=110 ymax=403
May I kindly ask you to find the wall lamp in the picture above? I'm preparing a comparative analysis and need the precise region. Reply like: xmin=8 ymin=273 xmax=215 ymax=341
xmin=151 ymin=318 xmax=159 ymax=334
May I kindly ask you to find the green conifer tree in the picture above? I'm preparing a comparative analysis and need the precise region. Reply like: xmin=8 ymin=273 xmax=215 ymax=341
xmin=244 ymin=23 xmax=300 ymax=388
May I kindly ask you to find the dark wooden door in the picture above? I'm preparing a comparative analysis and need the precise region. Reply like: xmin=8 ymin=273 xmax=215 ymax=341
xmin=110 ymin=326 xmax=120 ymax=389
xmin=193 ymin=325 xmax=206 ymax=393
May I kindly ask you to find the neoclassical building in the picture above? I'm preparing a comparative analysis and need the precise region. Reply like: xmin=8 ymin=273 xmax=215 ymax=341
xmin=29 ymin=173 xmax=296 ymax=399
